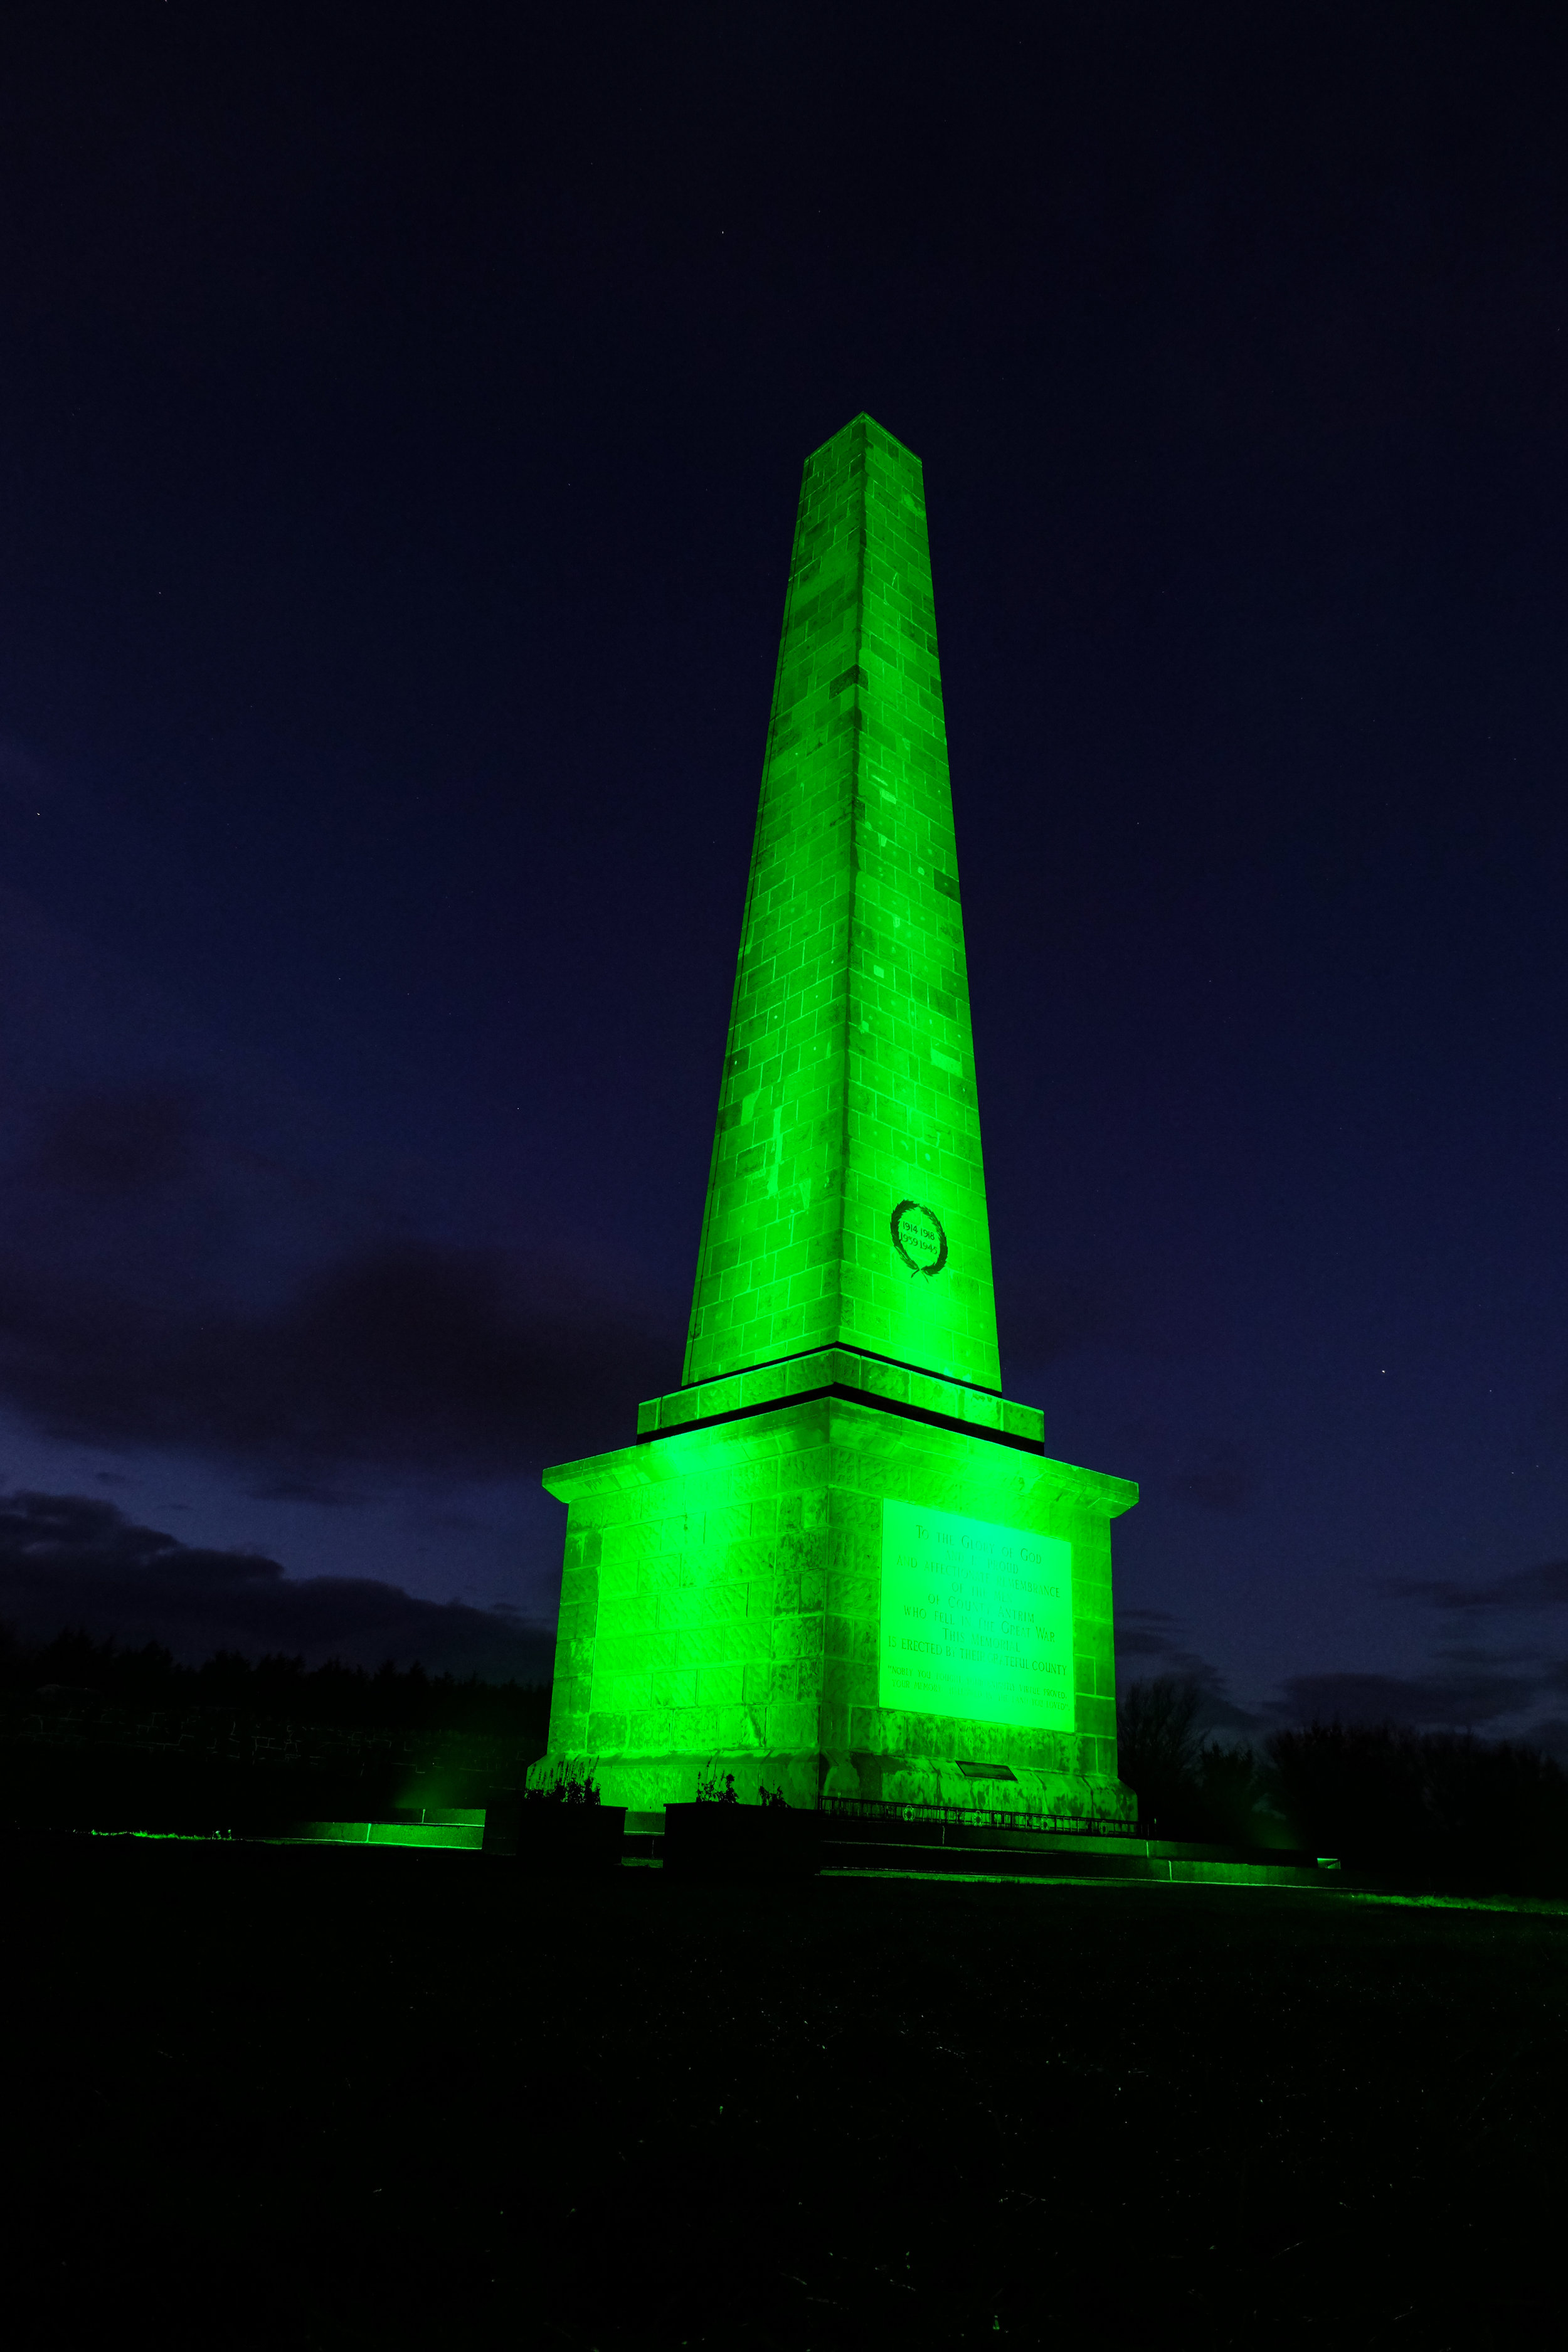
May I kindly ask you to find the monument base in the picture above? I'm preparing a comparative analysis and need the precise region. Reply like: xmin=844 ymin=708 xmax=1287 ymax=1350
xmin=534 ymin=1749 xmax=1131 ymax=1821
xmin=530 ymin=1353 xmax=1138 ymax=1825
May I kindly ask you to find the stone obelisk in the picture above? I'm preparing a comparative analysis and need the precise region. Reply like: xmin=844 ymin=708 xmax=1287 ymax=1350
xmin=531 ymin=414 xmax=1136 ymax=1819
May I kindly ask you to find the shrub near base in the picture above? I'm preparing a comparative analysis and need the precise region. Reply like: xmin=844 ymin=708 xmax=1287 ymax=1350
xmin=662 ymin=1803 xmax=823 ymax=1881
xmin=514 ymin=1803 xmax=627 ymax=1874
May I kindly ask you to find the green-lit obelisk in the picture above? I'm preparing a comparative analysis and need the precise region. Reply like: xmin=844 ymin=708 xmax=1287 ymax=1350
xmin=530 ymin=414 xmax=1137 ymax=1820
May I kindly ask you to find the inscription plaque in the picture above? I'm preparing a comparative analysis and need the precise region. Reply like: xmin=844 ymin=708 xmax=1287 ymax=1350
xmin=890 ymin=1199 xmax=948 ymax=1276
xmin=879 ymin=1500 xmax=1074 ymax=1732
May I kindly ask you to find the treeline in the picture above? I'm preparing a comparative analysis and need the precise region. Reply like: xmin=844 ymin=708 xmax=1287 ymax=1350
xmin=0 ymin=1624 xmax=551 ymax=1742
xmin=1119 ymin=1675 xmax=1568 ymax=1895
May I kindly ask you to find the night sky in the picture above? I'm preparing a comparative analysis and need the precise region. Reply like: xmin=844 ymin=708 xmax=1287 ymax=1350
xmin=3 ymin=7 xmax=1567 ymax=1733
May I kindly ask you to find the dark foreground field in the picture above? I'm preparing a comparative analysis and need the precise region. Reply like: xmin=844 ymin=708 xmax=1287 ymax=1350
xmin=7 ymin=1843 xmax=1565 ymax=2349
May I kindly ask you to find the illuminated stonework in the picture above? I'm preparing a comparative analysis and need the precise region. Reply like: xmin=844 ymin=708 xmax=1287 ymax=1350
xmin=684 ymin=414 xmax=998 ymax=1391
xmin=531 ymin=415 xmax=1136 ymax=1820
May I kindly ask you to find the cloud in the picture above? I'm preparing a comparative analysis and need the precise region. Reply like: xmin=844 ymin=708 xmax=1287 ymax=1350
xmin=1113 ymin=1607 xmax=1258 ymax=1730
xmin=1270 ymin=1665 xmax=1539 ymax=1730
xmin=0 ymin=1086 xmax=681 ymax=1480
xmin=998 ymin=1254 xmax=1221 ymax=1373
xmin=0 ymin=1489 xmax=553 ymax=1676
xmin=999 ymin=1259 xmax=1246 ymax=1528
xmin=1000 ymin=1272 xmax=1121 ymax=1365
xmin=1114 ymin=1620 xmax=1552 ymax=1741
xmin=0 ymin=738 xmax=49 ymax=812
xmin=0 ymin=1237 xmax=675 ymax=1479
xmin=1116 ymin=1605 xmax=1205 ymax=1668
xmin=1391 ymin=1559 xmax=1568 ymax=1612
xmin=26 ymin=1086 xmax=196 ymax=1192
xmin=1530 ymin=1380 xmax=1568 ymax=1458
xmin=1167 ymin=1441 xmax=1259 ymax=1512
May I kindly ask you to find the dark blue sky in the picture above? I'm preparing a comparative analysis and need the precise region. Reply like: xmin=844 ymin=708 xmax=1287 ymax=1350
xmin=2 ymin=4 xmax=1567 ymax=1729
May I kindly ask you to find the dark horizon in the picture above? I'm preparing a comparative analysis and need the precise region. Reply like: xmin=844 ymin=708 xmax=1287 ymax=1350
xmin=1 ymin=8 xmax=1566 ymax=1741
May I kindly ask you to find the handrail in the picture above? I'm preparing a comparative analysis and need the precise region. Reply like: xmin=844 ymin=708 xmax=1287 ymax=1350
xmin=820 ymin=1794 xmax=1152 ymax=1839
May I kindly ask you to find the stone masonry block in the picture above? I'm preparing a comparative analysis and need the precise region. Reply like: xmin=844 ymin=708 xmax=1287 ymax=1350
xmin=596 ymin=1592 xmax=658 ymax=1638
xmin=655 ymin=1587 xmax=703 ymax=1633
xmin=669 ymin=1703 xmax=724 ymax=1752
xmin=826 ymin=1570 xmax=879 ymax=1621
xmin=673 ymin=1623 xmax=740 ymax=1670
xmin=698 ymin=1583 xmax=751 ymax=1626
xmin=765 ymin=1699 xmax=819 ymax=1751
xmin=626 ymin=1707 xmax=674 ymax=1750
xmin=649 ymin=1668 xmax=699 ymax=1708
xmin=771 ymin=1610 xmax=825 ymax=1661
xmin=823 ymin=1655 xmax=877 ymax=1707
xmin=824 ymin=1614 xmax=877 ymax=1665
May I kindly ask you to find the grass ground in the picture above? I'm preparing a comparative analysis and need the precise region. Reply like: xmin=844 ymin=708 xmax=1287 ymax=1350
xmin=7 ymin=1840 xmax=1565 ymax=2349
